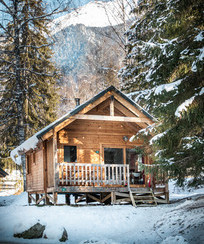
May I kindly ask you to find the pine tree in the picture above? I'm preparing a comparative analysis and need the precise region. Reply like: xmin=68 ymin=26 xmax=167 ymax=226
xmin=120 ymin=0 xmax=204 ymax=187
xmin=0 ymin=0 xmax=59 ymax=188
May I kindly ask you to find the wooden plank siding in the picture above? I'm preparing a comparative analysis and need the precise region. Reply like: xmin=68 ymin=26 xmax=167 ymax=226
xmin=26 ymin=143 xmax=44 ymax=192
xmin=57 ymin=119 xmax=142 ymax=167
xmin=46 ymin=139 xmax=54 ymax=188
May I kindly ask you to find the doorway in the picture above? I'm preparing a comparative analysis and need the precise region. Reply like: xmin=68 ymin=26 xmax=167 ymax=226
xmin=102 ymin=145 xmax=145 ymax=185
xmin=126 ymin=148 xmax=145 ymax=185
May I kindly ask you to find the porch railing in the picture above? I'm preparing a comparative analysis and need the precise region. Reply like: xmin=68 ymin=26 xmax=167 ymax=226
xmin=59 ymin=163 xmax=129 ymax=187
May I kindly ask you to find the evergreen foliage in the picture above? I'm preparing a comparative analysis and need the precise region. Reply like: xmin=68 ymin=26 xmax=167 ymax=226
xmin=0 ymin=0 xmax=58 ymax=170
xmin=120 ymin=0 xmax=204 ymax=186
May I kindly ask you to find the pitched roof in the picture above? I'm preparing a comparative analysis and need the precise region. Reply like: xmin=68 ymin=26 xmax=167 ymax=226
xmin=37 ymin=85 xmax=154 ymax=138
xmin=10 ymin=86 xmax=155 ymax=164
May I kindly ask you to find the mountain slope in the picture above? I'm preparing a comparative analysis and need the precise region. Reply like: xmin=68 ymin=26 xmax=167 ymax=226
xmin=50 ymin=0 xmax=132 ymax=34
xmin=50 ymin=0 xmax=134 ymax=115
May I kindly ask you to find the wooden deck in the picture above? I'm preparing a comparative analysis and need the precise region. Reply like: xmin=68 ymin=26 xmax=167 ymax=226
xmin=27 ymin=162 xmax=169 ymax=206
xmin=55 ymin=186 xmax=149 ymax=193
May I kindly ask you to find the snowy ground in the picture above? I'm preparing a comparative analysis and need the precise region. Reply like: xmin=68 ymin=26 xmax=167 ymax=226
xmin=0 ymin=181 xmax=203 ymax=244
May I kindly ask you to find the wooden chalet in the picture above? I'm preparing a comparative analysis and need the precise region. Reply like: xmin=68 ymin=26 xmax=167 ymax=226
xmin=11 ymin=86 xmax=169 ymax=206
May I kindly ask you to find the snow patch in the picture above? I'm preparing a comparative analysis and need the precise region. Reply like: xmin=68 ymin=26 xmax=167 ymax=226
xmin=191 ymin=61 xmax=197 ymax=72
xmin=169 ymin=179 xmax=204 ymax=200
xmin=129 ymin=135 xmax=136 ymax=142
xmin=79 ymin=239 xmax=120 ymax=244
xmin=154 ymin=79 xmax=182 ymax=95
xmin=161 ymin=235 xmax=188 ymax=244
xmin=199 ymin=87 xmax=204 ymax=95
xmin=150 ymin=131 xmax=167 ymax=144
xmin=50 ymin=0 xmax=133 ymax=35
xmin=194 ymin=31 xmax=203 ymax=42
xmin=197 ymin=47 xmax=204 ymax=61
xmin=175 ymin=96 xmax=195 ymax=117
xmin=0 ymin=181 xmax=203 ymax=243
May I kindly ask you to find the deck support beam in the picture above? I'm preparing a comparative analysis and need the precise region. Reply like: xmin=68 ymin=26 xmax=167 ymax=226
xmin=53 ymin=192 xmax=58 ymax=205
xmin=111 ymin=192 xmax=116 ymax=204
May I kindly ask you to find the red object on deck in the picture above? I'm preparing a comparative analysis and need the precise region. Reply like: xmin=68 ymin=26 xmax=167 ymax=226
xmin=148 ymin=178 xmax=151 ymax=187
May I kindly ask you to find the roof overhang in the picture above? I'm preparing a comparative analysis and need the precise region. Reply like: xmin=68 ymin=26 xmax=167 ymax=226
xmin=10 ymin=86 xmax=156 ymax=164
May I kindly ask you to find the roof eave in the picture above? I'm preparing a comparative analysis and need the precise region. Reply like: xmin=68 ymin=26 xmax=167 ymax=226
xmin=36 ymin=85 xmax=155 ymax=138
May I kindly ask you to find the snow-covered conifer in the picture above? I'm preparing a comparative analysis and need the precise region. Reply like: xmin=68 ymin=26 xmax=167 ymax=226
xmin=120 ymin=0 xmax=204 ymax=186
xmin=0 ymin=0 xmax=59 ymax=187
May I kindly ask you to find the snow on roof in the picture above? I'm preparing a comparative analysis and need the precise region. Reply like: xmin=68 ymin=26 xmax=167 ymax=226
xmin=10 ymin=86 xmax=154 ymax=165
xmin=10 ymin=102 xmax=85 ymax=165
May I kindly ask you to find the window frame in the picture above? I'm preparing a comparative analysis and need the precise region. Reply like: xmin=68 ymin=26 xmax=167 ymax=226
xmin=64 ymin=145 xmax=77 ymax=163
xmin=101 ymin=144 xmax=136 ymax=165
xmin=26 ymin=154 xmax=32 ymax=174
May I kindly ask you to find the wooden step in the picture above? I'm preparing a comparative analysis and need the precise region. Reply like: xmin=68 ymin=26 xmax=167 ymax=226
xmin=133 ymin=196 xmax=154 ymax=199
xmin=135 ymin=199 xmax=155 ymax=203
xmin=129 ymin=187 xmax=136 ymax=207
xmin=128 ymin=187 xmax=158 ymax=207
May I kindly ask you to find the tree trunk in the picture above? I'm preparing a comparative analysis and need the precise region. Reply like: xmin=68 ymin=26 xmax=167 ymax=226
xmin=14 ymin=0 xmax=26 ymax=191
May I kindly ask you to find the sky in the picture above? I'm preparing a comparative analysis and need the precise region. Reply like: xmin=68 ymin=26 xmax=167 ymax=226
xmin=0 ymin=0 xmax=113 ymax=25
xmin=45 ymin=0 xmax=113 ymax=18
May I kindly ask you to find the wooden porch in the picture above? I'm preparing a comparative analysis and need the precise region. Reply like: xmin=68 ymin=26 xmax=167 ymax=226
xmin=58 ymin=163 xmax=130 ymax=187
xmin=27 ymin=162 xmax=169 ymax=206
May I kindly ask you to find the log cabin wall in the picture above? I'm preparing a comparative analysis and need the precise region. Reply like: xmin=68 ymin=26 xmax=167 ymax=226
xmin=26 ymin=143 xmax=44 ymax=192
xmin=46 ymin=138 xmax=54 ymax=188
xmin=57 ymin=119 xmax=143 ymax=165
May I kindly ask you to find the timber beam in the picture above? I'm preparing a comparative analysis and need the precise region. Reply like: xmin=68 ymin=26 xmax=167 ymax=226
xmin=73 ymin=114 xmax=152 ymax=123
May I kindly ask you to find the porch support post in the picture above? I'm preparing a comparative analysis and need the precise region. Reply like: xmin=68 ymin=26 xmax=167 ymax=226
xmin=65 ymin=194 xmax=70 ymax=205
xmin=36 ymin=193 xmax=39 ymax=204
xmin=111 ymin=192 xmax=116 ymax=204
xmin=53 ymin=129 xmax=59 ymax=190
xmin=53 ymin=192 xmax=58 ymax=205
xmin=28 ymin=193 xmax=31 ymax=205
xmin=165 ymin=174 xmax=169 ymax=203
xmin=126 ymin=164 xmax=130 ymax=188
xmin=85 ymin=193 xmax=89 ymax=204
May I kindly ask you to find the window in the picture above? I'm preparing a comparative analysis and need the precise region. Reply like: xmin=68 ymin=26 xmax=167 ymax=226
xmin=64 ymin=146 xmax=77 ymax=162
xmin=33 ymin=152 xmax=36 ymax=164
xmin=104 ymin=148 xmax=123 ymax=164
xmin=27 ymin=155 xmax=31 ymax=174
